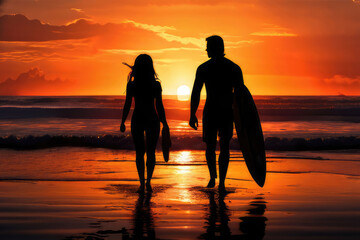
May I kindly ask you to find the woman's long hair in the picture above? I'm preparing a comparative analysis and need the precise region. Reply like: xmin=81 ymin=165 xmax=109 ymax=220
xmin=123 ymin=54 xmax=158 ymax=84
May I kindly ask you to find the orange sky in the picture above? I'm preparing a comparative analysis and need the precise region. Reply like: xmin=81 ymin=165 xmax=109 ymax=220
xmin=0 ymin=0 xmax=359 ymax=95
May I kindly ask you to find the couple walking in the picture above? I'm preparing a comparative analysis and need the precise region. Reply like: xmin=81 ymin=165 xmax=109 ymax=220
xmin=120 ymin=35 xmax=244 ymax=193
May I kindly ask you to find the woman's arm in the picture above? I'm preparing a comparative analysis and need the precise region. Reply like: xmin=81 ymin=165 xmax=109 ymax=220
xmin=120 ymin=83 xmax=133 ymax=132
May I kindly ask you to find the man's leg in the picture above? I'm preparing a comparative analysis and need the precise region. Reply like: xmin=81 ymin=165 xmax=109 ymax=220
xmin=218 ymin=137 xmax=230 ymax=191
xmin=203 ymin=117 xmax=218 ymax=188
xmin=206 ymin=137 xmax=217 ymax=187
xmin=218 ymin=119 xmax=233 ymax=192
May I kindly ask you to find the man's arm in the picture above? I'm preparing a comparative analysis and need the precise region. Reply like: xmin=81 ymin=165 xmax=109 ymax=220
xmin=189 ymin=68 xmax=204 ymax=130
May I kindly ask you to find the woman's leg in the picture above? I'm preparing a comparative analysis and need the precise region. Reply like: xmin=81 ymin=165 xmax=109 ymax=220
xmin=131 ymin=124 xmax=146 ymax=191
xmin=145 ymin=122 xmax=160 ymax=191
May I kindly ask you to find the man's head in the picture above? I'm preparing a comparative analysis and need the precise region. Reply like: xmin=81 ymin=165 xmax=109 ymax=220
xmin=206 ymin=35 xmax=225 ymax=58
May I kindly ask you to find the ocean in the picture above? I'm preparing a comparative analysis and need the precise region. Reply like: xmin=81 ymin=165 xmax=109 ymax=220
xmin=0 ymin=95 xmax=359 ymax=150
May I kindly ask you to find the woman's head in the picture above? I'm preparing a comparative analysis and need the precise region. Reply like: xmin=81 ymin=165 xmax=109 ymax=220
xmin=129 ymin=54 xmax=158 ymax=83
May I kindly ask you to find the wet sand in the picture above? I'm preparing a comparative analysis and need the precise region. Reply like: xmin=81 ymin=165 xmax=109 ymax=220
xmin=0 ymin=148 xmax=359 ymax=239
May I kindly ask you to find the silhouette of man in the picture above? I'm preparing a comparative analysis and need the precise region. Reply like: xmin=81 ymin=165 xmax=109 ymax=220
xmin=189 ymin=35 xmax=244 ymax=192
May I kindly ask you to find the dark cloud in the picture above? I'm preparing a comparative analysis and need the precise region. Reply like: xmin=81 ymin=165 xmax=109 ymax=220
xmin=0 ymin=0 xmax=6 ymax=13
xmin=0 ymin=14 xmax=188 ymax=52
xmin=0 ymin=14 xmax=103 ymax=41
xmin=0 ymin=68 xmax=75 ymax=95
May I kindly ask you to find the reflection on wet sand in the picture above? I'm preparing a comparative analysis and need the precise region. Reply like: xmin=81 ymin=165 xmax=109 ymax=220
xmin=107 ymin=184 xmax=171 ymax=240
xmin=62 ymin=184 xmax=167 ymax=240
xmin=200 ymin=192 xmax=267 ymax=240
xmin=199 ymin=190 xmax=231 ymax=239
xmin=123 ymin=192 xmax=156 ymax=240
xmin=239 ymin=196 xmax=267 ymax=240
xmin=62 ymin=184 xmax=267 ymax=240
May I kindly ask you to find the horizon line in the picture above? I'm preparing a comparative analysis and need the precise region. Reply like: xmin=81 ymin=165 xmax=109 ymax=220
xmin=0 ymin=94 xmax=359 ymax=97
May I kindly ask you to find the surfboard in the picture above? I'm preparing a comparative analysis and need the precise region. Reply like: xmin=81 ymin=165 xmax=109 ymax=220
xmin=233 ymin=86 xmax=266 ymax=187
xmin=161 ymin=126 xmax=171 ymax=162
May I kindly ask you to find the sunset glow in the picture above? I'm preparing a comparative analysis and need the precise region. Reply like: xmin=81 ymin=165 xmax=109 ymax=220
xmin=0 ymin=2 xmax=359 ymax=239
xmin=0 ymin=1 xmax=359 ymax=95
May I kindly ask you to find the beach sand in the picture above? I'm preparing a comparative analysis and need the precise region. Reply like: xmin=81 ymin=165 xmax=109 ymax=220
xmin=0 ymin=148 xmax=359 ymax=239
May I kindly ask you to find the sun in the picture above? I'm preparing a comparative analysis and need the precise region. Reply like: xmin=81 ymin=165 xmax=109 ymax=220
xmin=177 ymin=85 xmax=190 ymax=101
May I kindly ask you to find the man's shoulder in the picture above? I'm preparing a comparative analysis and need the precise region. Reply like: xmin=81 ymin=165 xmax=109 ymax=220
xmin=223 ymin=57 xmax=242 ymax=71
xmin=197 ymin=59 xmax=212 ymax=71
xmin=197 ymin=58 xmax=242 ymax=73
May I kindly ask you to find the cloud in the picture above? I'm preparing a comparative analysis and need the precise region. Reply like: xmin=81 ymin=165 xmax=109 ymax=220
xmin=101 ymin=47 xmax=200 ymax=56
xmin=319 ymin=75 xmax=360 ymax=95
xmin=0 ymin=14 xmax=102 ymax=41
xmin=0 ymin=14 xmax=252 ymax=51
xmin=0 ymin=0 xmax=5 ymax=12
xmin=0 ymin=14 xmax=199 ymax=51
xmin=227 ymin=40 xmax=263 ymax=48
xmin=0 ymin=15 xmax=203 ymax=66
xmin=70 ymin=8 xmax=84 ymax=14
xmin=123 ymin=20 xmax=175 ymax=33
xmin=251 ymin=31 xmax=297 ymax=37
xmin=67 ymin=8 xmax=91 ymax=24
xmin=251 ymin=24 xmax=297 ymax=37
xmin=0 ymin=14 xmax=204 ymax=48
xmin=0 ymin=39 xmax=93 ymax=62
xmin=0 ymin=68 xmax=76 ymax=95
xmin=324 ymin=75 xmax=360 ymax=85
xmin=157 ymin=32 xmax=204 ymax=48
xmin=124 ymin=20 xmax=204 ymax=48
xmin=0 ymin=14 xmax=195 ymax=63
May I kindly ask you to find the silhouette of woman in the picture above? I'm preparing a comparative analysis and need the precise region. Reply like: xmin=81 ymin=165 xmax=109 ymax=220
xmin=120 ymin=54 xmax=169 ymax=193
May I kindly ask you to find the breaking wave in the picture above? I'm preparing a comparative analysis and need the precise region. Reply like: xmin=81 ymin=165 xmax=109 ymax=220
xmin=0 ymin=135 xmax=359 ymax=151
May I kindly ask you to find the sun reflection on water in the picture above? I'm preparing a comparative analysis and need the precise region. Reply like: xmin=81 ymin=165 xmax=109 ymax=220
xmin=173 ymin=151 xmax=192 ymax=164
xmin=177 ymin=184 xmax=193 ymax=203
xmin=175 ymin=166 xmax=191 ymax=175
